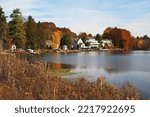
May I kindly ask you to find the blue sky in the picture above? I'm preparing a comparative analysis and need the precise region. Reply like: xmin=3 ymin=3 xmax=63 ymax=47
xmin=0 ymin=0 xmax=150 ymax=36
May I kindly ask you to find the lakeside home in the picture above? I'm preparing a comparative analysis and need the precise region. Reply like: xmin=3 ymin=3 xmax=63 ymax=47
xmin=86 ymin=38 xmax=99 ymax=48
xmin=101 ymin=39 xmax=113 ymax=48
xmin=75 ymin=38 xmax=100 ymax=49
xmin=77 ymin=38 xmax=83 ymax=45
xmin=75 ymin=38 xmax=114 ymax=50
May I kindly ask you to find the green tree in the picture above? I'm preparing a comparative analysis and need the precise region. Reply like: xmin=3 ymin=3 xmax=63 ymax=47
xmin=37 ymin=22 xmax=47 ymax=48
xmin=9 ymin=9 xmax=26 ymax=48
xmin=26 ymin=16 xmax=38 ymax=49
xmin=0 ymin=6 xmax=8 ymax=41
xmin=95 ymin=34 xmax=102 ymax=43
xmin=60 ymin=35 xmax=71 ymax=49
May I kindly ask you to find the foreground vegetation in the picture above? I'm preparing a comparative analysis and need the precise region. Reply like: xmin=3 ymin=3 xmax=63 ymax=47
xmin=0 ymin=54 xmax=139 ymax=100
xmin=51 ymin=69 xmax=74 ymax=78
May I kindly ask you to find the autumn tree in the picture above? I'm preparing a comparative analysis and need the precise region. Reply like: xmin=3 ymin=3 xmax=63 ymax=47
xmin=78 ymin=32 xmax=88 ymax=43
xmin=37 ymin=22 xmax=54 ymax=49
xmin=26 ymin=16 xmax=38 ymax=49
xmin=59 ymin=27 xmax=77 ymax=39
xmin=103 ymin=27 xmax=121 ymax=47
xmin=134 ymin=35 xmax=150 ymax=50
xmin=88 ymin=33 xmax=93 ymax=37
xmin=137 ymin=38 xmax=144 ymax=49
xmin=143 ymin=35 xmax=150 ymax=49
xmin=103 ymin=27 xmax=132 ymax=51
xmin=9 ymin=9 xmax=26 ymax=48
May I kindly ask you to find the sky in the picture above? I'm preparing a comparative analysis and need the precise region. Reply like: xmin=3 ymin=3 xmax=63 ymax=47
xmin=0 ymin=0 xmax=150 ymax=36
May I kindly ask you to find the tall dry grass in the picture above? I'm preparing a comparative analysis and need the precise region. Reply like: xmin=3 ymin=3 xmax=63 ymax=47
xmin=0 ymin=54 xmax=139 ymax=100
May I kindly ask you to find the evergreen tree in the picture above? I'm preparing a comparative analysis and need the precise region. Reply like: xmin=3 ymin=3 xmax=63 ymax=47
xmin=37 ymin=22 xmax=47 ymax=48
xmin=0 ymin=6 xmax=8 ymax=41
xmin=60 ymin=35 xmax=71 ymax=49
xmin=95 ymin=34 xmax=102 ymax=43
xmin=9 ymin=9 xmax=26 ymax=48
xmin=26 ymin=16 xmax=38 ymax=49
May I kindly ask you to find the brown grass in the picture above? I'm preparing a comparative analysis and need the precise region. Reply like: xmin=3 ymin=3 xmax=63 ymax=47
xmin=0 ymin=54 xmax=139 ymax=100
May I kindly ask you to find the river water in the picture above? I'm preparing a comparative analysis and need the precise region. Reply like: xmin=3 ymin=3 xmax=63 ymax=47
xmin=19 ymin=51 xmax=150 ymax=99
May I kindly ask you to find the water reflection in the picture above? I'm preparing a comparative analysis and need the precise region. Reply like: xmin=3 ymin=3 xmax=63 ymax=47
xmin=16 ymin=54 xmax=42 ymax=62
xmin=49 ymin=62 xmax=75 ymax=69
xmin=17 ymin=51 xmax=150 ymax=98
xmin=68 ymin=66 xmax=150 ymax=98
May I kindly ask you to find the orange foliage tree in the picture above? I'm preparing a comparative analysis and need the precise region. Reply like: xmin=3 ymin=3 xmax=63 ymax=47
xmin=103 ymin=27 xmax=132 ymax=51
xmin=137 ymin=38 xmax=144 ymax=49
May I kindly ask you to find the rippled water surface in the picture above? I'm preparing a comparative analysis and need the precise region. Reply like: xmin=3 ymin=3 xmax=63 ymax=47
xmin=19 ymin=51 xmax=150 ymax=98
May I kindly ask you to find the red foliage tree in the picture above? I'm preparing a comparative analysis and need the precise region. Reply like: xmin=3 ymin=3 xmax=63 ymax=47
xmin=103 ymin=27 xmax=132 ymax=51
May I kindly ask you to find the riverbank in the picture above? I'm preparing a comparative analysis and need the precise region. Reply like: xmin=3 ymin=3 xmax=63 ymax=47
xmin=3 ymin=47 xmax=146 ymax=56
xmin=2 ymin=47 xmax=125 ymax=55
xmin=0 ymin=53 xmax=140 ymax=100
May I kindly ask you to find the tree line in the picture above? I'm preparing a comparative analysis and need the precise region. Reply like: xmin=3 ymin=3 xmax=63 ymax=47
xmin=0 ymin=6 xmax=150 ymax=51
xmin=0 ymin=7 xmax=46 ymax=49
xmin=0 ymin=6 xmax=75 ymax=50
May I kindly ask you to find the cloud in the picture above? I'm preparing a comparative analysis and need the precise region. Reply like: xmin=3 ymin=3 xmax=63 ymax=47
xmin=1 ymin=0 xmax=37 ymax=11
xmin=123 ymin=14 xmax=150 ymax=36
xmin=0 ymin=0 xmax=150 ymax=36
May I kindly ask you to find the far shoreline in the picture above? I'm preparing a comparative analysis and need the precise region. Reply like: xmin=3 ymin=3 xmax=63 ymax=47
xmin=1 ymin=48 xmax=150 ymax=56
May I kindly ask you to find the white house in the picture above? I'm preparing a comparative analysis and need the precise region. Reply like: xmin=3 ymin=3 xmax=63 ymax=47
xmin=80 ymin=43 xmax=86 ymax=49
xmin=86 ymin=38 xmax=99 ymax=48
xmin=77 ymin=38 xmax=83 ymax=45
xmin=101 ymin=39 xmax=113 ymax=47
xmin=76 ymin=38 xmax=87 ymax=49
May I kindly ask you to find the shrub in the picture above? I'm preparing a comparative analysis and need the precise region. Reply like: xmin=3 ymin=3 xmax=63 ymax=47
xmin=0 ymin=54 xmax=140 ymax=100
